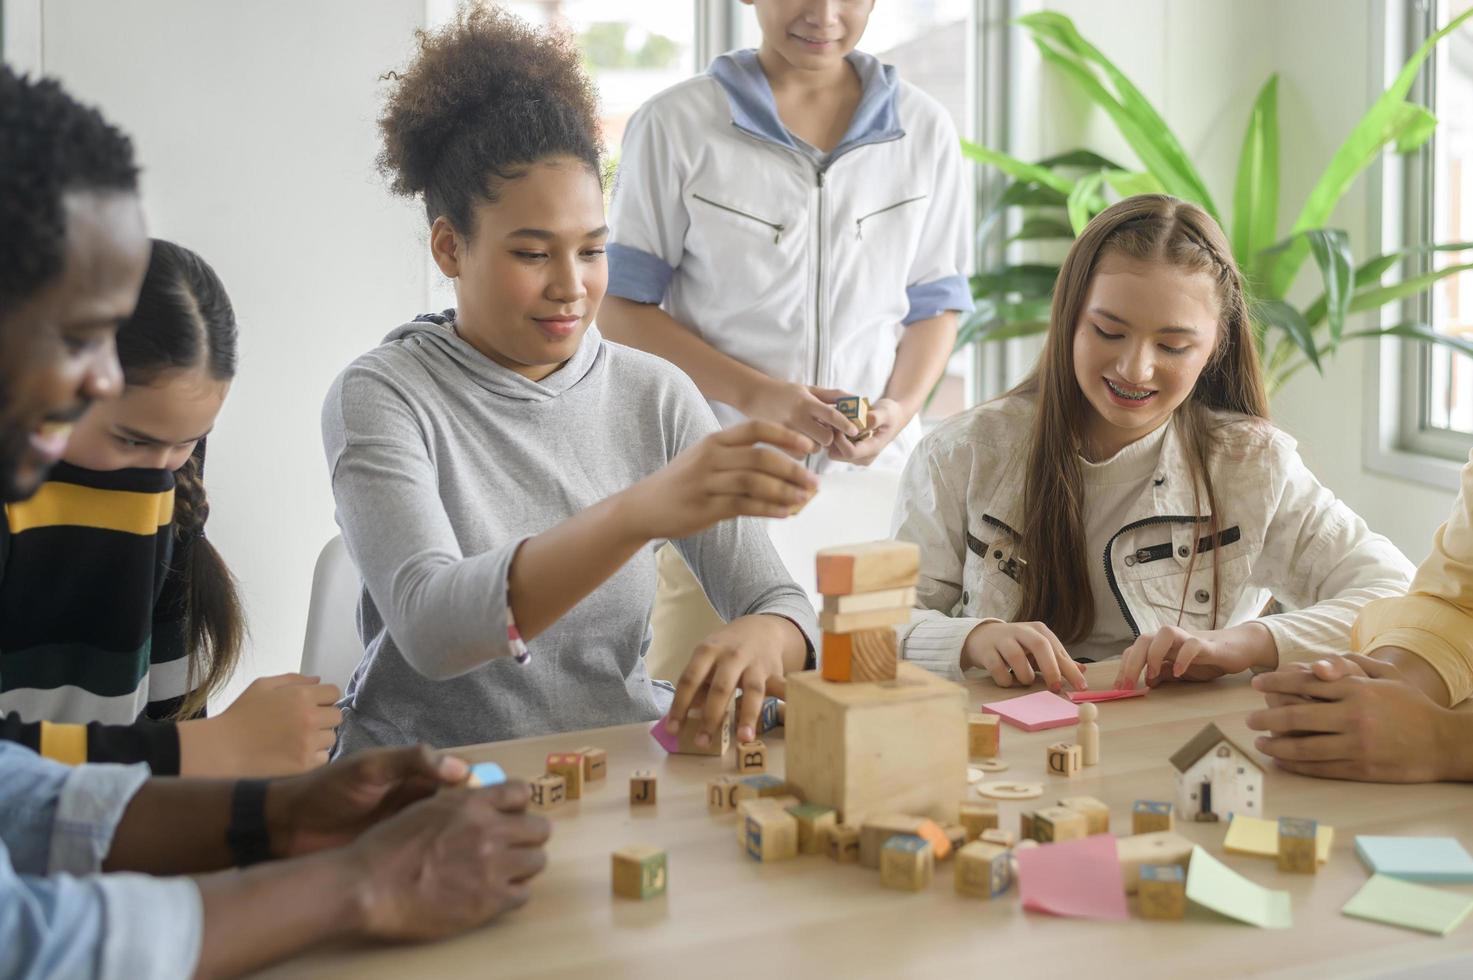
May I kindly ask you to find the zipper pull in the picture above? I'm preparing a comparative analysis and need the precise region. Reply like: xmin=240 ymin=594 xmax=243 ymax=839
xmin=773 ymin=226 xmax=784 ymax=245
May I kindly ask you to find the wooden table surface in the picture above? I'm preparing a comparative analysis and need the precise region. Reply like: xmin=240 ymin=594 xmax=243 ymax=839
xmin=256 ymin=664 xmax=1473 ymax=979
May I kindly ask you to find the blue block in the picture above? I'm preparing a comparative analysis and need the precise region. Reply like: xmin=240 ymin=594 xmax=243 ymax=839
xmin=470 ymin=762 xmax=507 ymax=787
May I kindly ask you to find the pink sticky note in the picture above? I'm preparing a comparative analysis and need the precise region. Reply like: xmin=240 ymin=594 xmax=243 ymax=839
xmin=1017 ymin=835 xmax=1129 ymax=921
xmin=980 ymin=690 xmax=1079 ymax=731
xmin=649 ymin=717 xmax=680 ymax=753
xmin=1068 ymin=687 xmax=1148 ymax=704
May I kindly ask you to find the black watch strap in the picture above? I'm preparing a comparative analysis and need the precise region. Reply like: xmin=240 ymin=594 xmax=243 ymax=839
xmin=226 ymin=779 xmax=274 ymax=867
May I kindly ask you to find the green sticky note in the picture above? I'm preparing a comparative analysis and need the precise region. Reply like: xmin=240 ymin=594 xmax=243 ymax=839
xmin=1343 ymin=874 xmax=1473 ymax=936
xmin=1184 ymin=845 xmax=1292 ymax=929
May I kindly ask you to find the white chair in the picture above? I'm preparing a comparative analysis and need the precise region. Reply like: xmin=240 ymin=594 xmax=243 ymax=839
xmin=300 ymin=535 xmax=365 ymax=692
xmin=765 ymin=469 xmax=904 ymax=609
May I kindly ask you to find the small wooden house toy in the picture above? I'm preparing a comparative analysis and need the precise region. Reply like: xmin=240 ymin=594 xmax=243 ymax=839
xmin=1168 ymin=723 xmax=1263 ymax=822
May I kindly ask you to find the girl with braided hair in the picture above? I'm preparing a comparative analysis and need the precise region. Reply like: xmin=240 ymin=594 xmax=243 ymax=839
xmin=0 ymin=238 xmax=342 ymax=775
xmin=892 ymin=195 xmax=1414 ymax=692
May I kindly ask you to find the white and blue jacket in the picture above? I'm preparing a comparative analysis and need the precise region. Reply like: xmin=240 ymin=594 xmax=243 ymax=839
xmin=607 ymin=49 xmax=974 ymax=471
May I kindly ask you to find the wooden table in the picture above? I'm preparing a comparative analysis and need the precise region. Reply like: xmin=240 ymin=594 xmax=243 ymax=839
xmin=257 ymin=665 xmax=1473 ymax=979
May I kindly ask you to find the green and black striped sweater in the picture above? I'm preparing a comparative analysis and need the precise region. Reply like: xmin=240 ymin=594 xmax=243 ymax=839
xmin=0 ymin=461 xmax=201 ymax=772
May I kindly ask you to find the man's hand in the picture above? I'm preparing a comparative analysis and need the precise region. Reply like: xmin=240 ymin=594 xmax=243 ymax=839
xmin=266 ymin=745 xmax=471 ymax=859
xmin=826 ymin=396 xmax=906 ymax=467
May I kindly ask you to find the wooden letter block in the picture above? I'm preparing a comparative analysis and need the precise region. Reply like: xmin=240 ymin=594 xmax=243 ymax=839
xmin=629 ymin=770 xmax=657 ymax=805
xmin=612 ymin=845 xmax=667 ymax=900
xmin=955 ymin=841 xmax=1012 ymax=898
xmin=787 ymin=803 xmax=838 ymax=855
xmin=1277 ymin=817 xmax=1318 ymax=874
xmin=1137 ymin=864 xmax=1186 ymax=920
xmin=880 ymin=834 xmax=934 ymax=892
xmin=822 ymin=628 xmax=900 ymax=683
xmin=1059 ymin=796 xmax=1110 ymax=836
xmin=968 ymin=713 xmax=1001 ymax=759
xmin=1019 ymin=810 xmax=1037 ymax=841
xmin=736 ymin=739 xmax=767 ymax=774
xmin=980 ymin=827 xmax=1017 ymax=848
xmin=735 ymin=797 xmax=797 ymax=843
xmin=816 ymin=541 xmax=920 ymax=596
xmin=1046 ymin=742 xmax=1082 ymax=777
xmin=786 ymin=664 xmax=967 ymax=827
xmin=529 ymin=774 xmax=566 ymax=809
xmin=574 ymin=746 xmax=607 ymax=781
xmin=835 ymin=395 xmax=870 ymax=429
xmin=1132 ymin=800 xmax=1175 ymax=835
xmin=673 ymin=706 xmax=732 ymax=757
xmin=1117 ymin=831 xmax=1194 ymax=894
xmin=1033 ymin=805 xmax=1087 ymax=843
xmin=826 ymin=823 xmax=861 ymax=863
xmin=860 ymin=813 xmax=925 ymax=869
xmin=546 ymin=752 xmax=585 ymax=800
xmin=731 ymin=774 xmax=790 ymax=804
xmin=744 ymin=809 xmax=799 ymax=862
xmin=707 ymin=776 xmax=738 ymax=813
xmin=959 ymin=802 xmax=999 ymax=841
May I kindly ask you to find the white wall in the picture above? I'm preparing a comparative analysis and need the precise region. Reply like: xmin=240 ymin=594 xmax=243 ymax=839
xmin=25 ymin=1 xmax=432 ymax=707
xmin=1021 ymin=0 xmax=1455 ymax=563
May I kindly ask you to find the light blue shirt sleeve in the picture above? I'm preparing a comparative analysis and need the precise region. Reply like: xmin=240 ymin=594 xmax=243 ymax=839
xmin=0 ymin=743 xmax=204 ymax=978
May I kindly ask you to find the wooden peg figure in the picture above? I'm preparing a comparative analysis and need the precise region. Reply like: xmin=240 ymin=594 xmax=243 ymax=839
xmin=1077 ymin=702 xmax=1100 ymax=766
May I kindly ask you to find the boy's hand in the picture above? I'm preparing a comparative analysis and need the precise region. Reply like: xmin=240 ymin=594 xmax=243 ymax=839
xmin=664 ymin=615 xmax=800 ymax=745
xmin=826 ymin=397 xmax=905 ymax=466
xmin=619 ymin=421 xmax=818 ymax=540
xmin=741 ymin=380 xmax=860 ymax=450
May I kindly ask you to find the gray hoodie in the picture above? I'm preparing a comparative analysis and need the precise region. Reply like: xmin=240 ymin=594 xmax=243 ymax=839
xmin=322 ymin=316 xmax=817 ymax=753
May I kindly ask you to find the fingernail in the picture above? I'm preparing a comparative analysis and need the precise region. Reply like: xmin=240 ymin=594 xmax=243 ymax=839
xmin=440 ymin=756 xmax=469 ymax=779
xmin=695 ymin=732 xmax=710 ymax=748
xmin=739 ymin=726 xmax=755 ymax=742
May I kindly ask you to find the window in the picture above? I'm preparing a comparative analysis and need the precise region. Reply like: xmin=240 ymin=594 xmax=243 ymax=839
xmin=1401 ymin=0 xmax=1473 ymax=461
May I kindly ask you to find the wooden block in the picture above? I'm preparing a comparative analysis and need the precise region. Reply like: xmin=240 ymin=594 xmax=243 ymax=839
xmin=860 ymin=813 xmax=926 ymax=869
xmin=1033 ymin=805 xmax=1088 ymax=843
xmin=629 ymin=769 xmax=657 ymax=805
xmin=942 ymin=824 xmax=968 ymax=857
xmin=819 ymin=605 xmax=912 ymax=634
xmin=959 ymin=802 xmax=999 ymax=841
xmin=823 ymin=587 xmax=916 ymax=615
xmin=1045 ymin=742 xmax=1082 ymax=777
xmin=546 ymin=752 xmax=585 ymax=800
xmin=1117 ymin=831 xmax=1194 ymax=894
xmin=785 ymin=664 xmax=967 ymax=826
xmin=1138 ymin=864 xmax=1186 ymax=920
xmin=529 ymin=774 xmax=566 ymax=809
xmin=707 ymin=776 xmax=738 ymax=813
xmin=826 ymin=823 xmax=861 ymax=863
xmin=849 ymin=632 xmax=899 ymax=683
xmin=731 ymin=774 xmax=790 ymax=803
xmin=611 ymin=845 xmax=667 ymax=900
xmin=573 ymin=746 xmax=607 ymax=781
xmin=980 ymin=827 xmax=1017 ymax=848
xmin=1059 ymin=796 xmax=1110 ymax=836
xmin=1277 ymin=817 xmax=1318 ymax=874
xmin=835 ymin=395 xmax=870 ymax=429
xmin=1132 ymin=800 xmax=1175 ymax=835
xmin=744 ymin=808 xmax=799 ymax=862
xmin=914 ymin=818 xmax=952 ymax=861
xmin=821 ymin=631 xmax=854 ymax=682
xmin=672 ymin=705 xmax=732 ymax=757
xmin=757 ymin=696 xmax=783 ymax=734
xmin=880 ymin=834 xmax=934 ymax=892
xmin=465 ymin=762 xmax=506 ymax=787
xmin=815 ymin=540 xmax=920 ymax=596
xmin=735 ymin=796 xmax=799 ymax=842
xmin=968 ymin=713 xmax=1001 ymax=758
xmin=955 ymin=840 xmax=1012 ymax=898
xmin=787 ymin=803 xmax=838 ymax=855
xmin=736 ymin=739 xmax=767 ymax=774
xmin=1020 ymin=810 xmax=1037 ymax=841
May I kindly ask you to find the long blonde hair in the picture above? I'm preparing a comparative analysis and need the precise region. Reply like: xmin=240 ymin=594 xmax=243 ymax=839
xmin=1007 ymin=194 xmax=1270 ymax=643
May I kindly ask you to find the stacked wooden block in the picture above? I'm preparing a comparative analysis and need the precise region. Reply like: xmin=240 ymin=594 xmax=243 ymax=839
xmin=816 ymin=541 xmax=920 ymax=683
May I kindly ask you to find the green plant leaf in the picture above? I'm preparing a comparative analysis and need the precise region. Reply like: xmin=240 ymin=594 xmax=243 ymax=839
xmin=1007 ymin=216 xmax=1077 ymax=243
xmin=961 ymin=139 xmax=1075 ymax=194
xmin=971 ymin=264 xmax=1061 ymax=299
xmin=1102 ymin=169 xmax=1165 ymax=198
xmin=1340 ymin=322 xmax=1473 ymax=359
xmin=1349 ymin=241 xmax=1473 ymax=291
xmin=1019 ymin=12 xmax=1219 ymax=219
xmin=1391 ymin=102 xmax=1438 ymax=153
xmin=1035 ymin=149 xmax=1127 ymax=170
xmin=997 ymin=181 xmax=1070 ymax=208
xmin=1264 ymin=7 xmax=1473 ymax=299
xmin=971 ymin=318 xmax=1053 ymax=343
xmin=1252 ymin=298 xmax=1321 ymax=373
xmin=1068 ymin=171 xmax=1108 ymax=234
xmin=1289 ymin=229 xmax=1354 ymax=346
xmin=1346 ymin=260 xmax=1473 ymax=314
xmin=1232 ymin=75 xmax=1280 ymax=281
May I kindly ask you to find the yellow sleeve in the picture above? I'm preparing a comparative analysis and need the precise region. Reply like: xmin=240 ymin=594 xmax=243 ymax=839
xmin=38 ymin=720 xmax=88 ymax=765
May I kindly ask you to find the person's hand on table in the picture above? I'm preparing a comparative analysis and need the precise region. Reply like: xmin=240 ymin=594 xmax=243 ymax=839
xmin=961 ymin=620 xmax=1087 ymax=693
xmin=1114 ymin=622 xmax=1276 ymax=689
xmin=664 ymin=614 xmax=802 ymax=745
xmin=1245 ymin=653 xmax=1456 ymax=783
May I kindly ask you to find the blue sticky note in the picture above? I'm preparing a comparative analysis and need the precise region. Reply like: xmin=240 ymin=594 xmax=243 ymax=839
xmin=1355 ymin=836 xmax=1473 ymax=883
xmin=469 ymin=762 xmax=507 ymax=787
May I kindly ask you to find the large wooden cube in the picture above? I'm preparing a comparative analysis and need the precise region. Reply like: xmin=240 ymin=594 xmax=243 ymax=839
xmin=784 ymin=663 xmax=966 ymax=826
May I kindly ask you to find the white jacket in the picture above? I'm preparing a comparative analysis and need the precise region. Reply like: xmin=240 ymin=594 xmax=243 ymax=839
xmin=892 ymin=397 xmax=1417 ymax=682
xmin=606 ymin=49 xmax=973 ymax=471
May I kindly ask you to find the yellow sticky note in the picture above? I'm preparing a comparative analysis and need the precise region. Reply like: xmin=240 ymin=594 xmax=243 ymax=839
xmin=1224 ymin=816 xmax=1333 ymax=865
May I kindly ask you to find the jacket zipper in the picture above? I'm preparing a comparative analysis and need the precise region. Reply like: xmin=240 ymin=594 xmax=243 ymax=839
xmin=1103 ymin=515 xmax=1209 ymax=636
xmin=855 ymin=195 xmax=928 ymax=239
xmin=691 ymin=194 xmax=786 ymax=244
xmin=813 ymin=167 xmax=827 ymax=413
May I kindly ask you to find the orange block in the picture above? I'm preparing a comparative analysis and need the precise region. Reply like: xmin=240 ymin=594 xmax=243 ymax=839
xmin=915 ymin=818 xmax=952 ymax=861
xmin=821 ymin=632 xmax=854 ymax=681
xmin=822 ymin=628 xmax=897 ymax=683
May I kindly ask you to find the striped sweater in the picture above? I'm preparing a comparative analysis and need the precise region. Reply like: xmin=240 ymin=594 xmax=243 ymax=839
xmin=0 ymin=462 xmax=200 ymax=772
